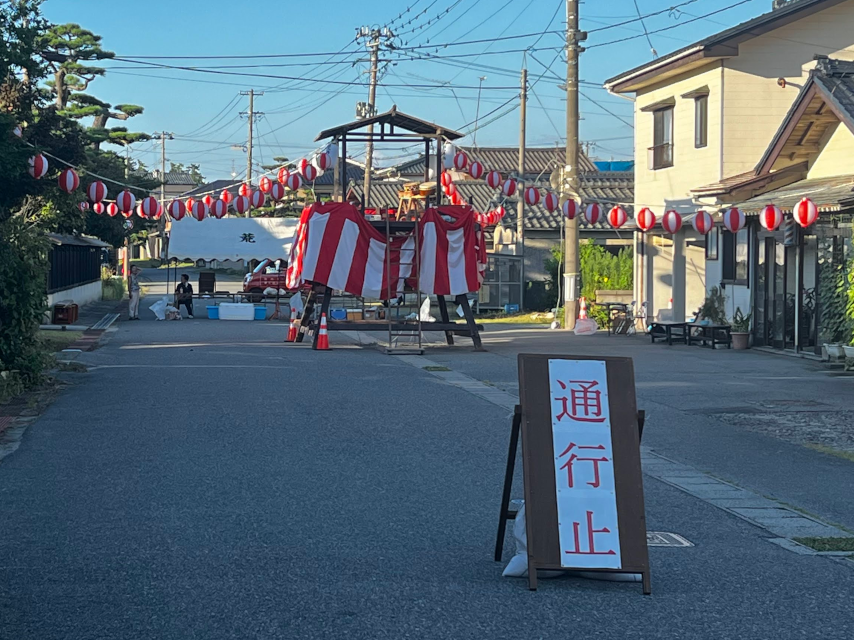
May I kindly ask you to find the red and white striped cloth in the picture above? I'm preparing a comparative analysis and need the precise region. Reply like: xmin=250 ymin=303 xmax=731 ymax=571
xmin=286 ymin=203 xmax=486 ymax=299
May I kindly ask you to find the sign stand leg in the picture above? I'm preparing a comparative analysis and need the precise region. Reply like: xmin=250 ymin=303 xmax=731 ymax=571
xmin=436 ymin=295 xmax=455 ymax=346
xmin=455 ymin=294 xmax=484 ymax=351
xmin=295 ymin=287 xmax=317 ymax=343
xmin=312 ymin=286 xmax=333 ymax=350
xmin=494 ymin=405 xmax=522 ymax=561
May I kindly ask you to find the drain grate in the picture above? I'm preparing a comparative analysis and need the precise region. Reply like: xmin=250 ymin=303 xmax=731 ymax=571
xmin=647 ymin=531 xmax=694 ymax=547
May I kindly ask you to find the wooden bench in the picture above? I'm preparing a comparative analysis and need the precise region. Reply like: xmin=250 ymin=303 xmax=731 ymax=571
xmin=649 ymin=321 xmax=688 ymax=345
xmin=688 ymin=323 xmax=732 ymax=349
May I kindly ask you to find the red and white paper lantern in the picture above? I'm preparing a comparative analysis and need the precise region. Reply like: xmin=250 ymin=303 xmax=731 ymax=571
xmin=793 ymin=197 xmax=818 ymax=227
xmin=220 ymin=189 xmax=233 ymax=203
xmin=692 ymin=210 xmax=714 ymax=235
xmin=524 ymin=186 xmax=540 ymax=206
xmin=270 ymin=182 xmax=285 ymax=202
xmin=302 ymin=164 xmax=318 ymax=182
xmin=202 ymin=194 xmax=214 ymax=208
xmin=93 ymin=202 xmax=105 ymax=215
xmin=441 ymin=171 xmax=453 ymax=188
xmin=494 ymin=205 xmax=506 ymax=220
xmin=453 ymin=151 xmax=468 ymax=171
xmin=636 ymin=207 xmax=656 ymax=232
xmin=121 ymin=204 xmax=133 ymax=219
xmin=544 ymin=191 xmax=559 ymax=213
xmin=155 ymin=202 xmax=163 ymax=219
xmin=501 ymin=178 xmax=517 ymax=198
xmin=234 ymin=195 xmax=250 ymax=215
xmin=485 ymin=170 xmax=501 ymax=190
xmin=722 ymin=207 xmax=745 ymax=233
xmin=661 ymin=210 xmax=682 ymax=234
xmin=277 ymin=166 xmax=290 ymax=184
xmin=190 ymin=200 xmax=208 ymax=221
xmin=250 ymin=190 xmax=266 ymax=209
xmin=298 ymin=158 xmax=309 ymax=176
xmin=259 ymin=175 xmax=272 ymax=193
xmin=584 ymin=203 xmax=601 ymax=226
xmin=116 ymin=189 xmax=136 ymax=214
xmin=211 ymin=199 xmax=228 ymax=219
xmin=563 ymin=198 xmax=579 ymax=220
xmin=468 ymin=160 xmax=484 ymax=180
xmin=106 ymin=202 xmax=119 ymax=217
xmin=239 ymin=183 xmax=251 ymax=198
xmin=58 ymin=168 xmax=79 ymax=193
xmin=451 ymin=192 xmax=463 ymax=206
xmin=759 ymin=204 xmax=783 ymax=231
xmin=141 ymin=196 xmax=159 ymax=219
xmin=286 ymin=174 xmax=302 ymax=191
xmin=168 ymin=199 xmax=186 ymax=221
xmin=608 ymin=205 xmax=627 ymax=229
xmin=27 ymin=154 xmax=48 ymax=179
xmin=87 ymin=181 xmax=107 ymax=203
xmin=78 ymin=201 xmax=90 ymax=213
xmin=313 ymin=152 xmax=331 ymax=171
xmin=446 ymin=182 xmax=458 ymax=198
xmin=135 ymin=203 xmax=145 ymax=219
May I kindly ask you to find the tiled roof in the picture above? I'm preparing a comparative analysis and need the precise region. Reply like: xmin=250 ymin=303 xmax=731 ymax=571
xmin=314 ymin=159 xmax=366 ymax=186
xmin=180 ymin=179 xmax=243 ymax=198
xmin=139 ymin=170 xmax=198 ymax=185
xmin=736 ymin=175 xmax=854 ymax=212
xmin=349 ymin=172 xmax=634 ymax=231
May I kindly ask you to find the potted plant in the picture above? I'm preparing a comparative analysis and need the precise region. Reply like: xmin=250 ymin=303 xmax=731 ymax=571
xmin=731 ymin=307 xmax=751 ymax=350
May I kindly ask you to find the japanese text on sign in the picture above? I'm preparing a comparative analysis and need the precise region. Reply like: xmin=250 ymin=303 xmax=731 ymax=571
xmin=548 ymin=359 xmax=621 ymax=569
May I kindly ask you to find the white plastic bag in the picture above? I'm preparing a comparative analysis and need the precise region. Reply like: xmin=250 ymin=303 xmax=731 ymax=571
xmin=573 ymin=318 xmax=599 ymax=336
xmin=502 ymin=503 xmax=530 ymax=577
xmin=263 ymin=287 xmax=278 ymax=296
xmin=289 ymin=292 xmax=304 ymax=317
xmin=149 ymin=297 xmax=168 ymax=321
xmin=419 ymin=296 xmax=436 ymax=322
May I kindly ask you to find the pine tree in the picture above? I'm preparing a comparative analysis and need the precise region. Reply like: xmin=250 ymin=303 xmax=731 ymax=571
xmin=38 ymin=23 xmax=114 ymax=109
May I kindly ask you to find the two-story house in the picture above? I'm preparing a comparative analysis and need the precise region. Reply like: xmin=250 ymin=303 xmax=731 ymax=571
xmin=604 ymin=0 xmax=854 ymax=330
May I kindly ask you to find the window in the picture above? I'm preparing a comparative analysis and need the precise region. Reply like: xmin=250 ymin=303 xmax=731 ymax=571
xmin=694 ymin=95 xmax=708 ymax=148
xmin=722 ymin=228 xmax=749 ymax=285
xmin=651 ymin=107 xmax=674 ymax=169
xmin=705 ymin=227 xmax=719 ymax=260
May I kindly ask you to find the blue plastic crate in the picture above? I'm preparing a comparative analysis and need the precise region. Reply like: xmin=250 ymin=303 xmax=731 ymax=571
xmin=254 ymin=305 xmax=267 ymax=320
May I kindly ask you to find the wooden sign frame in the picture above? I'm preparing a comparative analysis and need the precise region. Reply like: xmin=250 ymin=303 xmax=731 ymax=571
xmin=517 ymin=353 xmax=650 ymax=593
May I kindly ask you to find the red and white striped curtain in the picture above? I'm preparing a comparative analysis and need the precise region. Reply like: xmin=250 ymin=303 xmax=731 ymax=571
xmin=286 ymin=203 xmax=487 ymax=299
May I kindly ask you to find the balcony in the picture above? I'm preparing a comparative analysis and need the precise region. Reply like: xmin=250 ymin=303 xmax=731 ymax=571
xmin=648 ymin=143 xmax=673 ymax=170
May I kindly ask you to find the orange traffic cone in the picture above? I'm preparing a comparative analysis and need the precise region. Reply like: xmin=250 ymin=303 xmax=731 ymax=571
xmin=316 ymin=313 xmax=330 ymax=350
xmin=286 ymin=308 xmax=297 ymax=342
xmin=579 ymin=297 xmax=588 ymax=320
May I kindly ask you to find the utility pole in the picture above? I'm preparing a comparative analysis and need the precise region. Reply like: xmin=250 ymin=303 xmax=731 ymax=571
xmin=153 ymin=131 xmax=173 ymax=259
xmin=357 ymin=26 xmax=394 ymax=208
xmin=563 ymin=0 xmax=585 ymax=330
xmin=240 ymin=89 xmax=264 ymax=217
xmin=517 ymin=67 xmax=527 ymax=258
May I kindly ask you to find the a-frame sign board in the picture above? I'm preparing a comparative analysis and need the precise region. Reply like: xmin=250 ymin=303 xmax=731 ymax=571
xmin=515 ymin=353 xmax=651 ymax=593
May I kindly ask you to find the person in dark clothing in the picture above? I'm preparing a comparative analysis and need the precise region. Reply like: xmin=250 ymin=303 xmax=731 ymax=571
xmin=175 ymin=274 xmax=194 ymax=318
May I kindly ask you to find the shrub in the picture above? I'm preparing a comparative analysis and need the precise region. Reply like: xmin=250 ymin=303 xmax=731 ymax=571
xmin=101 ymin=266 xmax=126 ymax=300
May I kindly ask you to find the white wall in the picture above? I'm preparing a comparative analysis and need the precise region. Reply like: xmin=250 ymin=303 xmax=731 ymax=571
xmin=47 ymin=280 xmax=102 ymax=310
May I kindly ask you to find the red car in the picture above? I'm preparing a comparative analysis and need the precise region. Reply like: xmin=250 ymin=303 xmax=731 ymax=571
xmin=243 ymin=258 xmax=289 ymax=300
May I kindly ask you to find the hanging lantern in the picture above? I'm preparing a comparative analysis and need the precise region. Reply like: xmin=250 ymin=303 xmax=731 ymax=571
xmin=494 ymin=205 xmax=506 ymax=219
xmin=106 ymin=202 xmax=119 ymax=217
xmin=722 ymin=207 xmax=745 ymax=233
xmin=78 ymin=201 xmax=89 ymax=213
xmin=485 ymin=170 xmax=501 ymax=190
xmin=446 ymin=182 xmax=458 ymax=198
xmin=636 ymin=207 xmax=656 ymax=232
xmin=122 ymin=204 xmax=134 ymax=219
xmin=135 ymin=203 xmax=145 ymax=219
xmin=323 ymin=143 xmax=338 ymax=168
xmin=250 ymin=190 xmax=266 ymax=208
xmin=201 ymin=194 xmax=213 ymax=208
xmin=442 ymin=141 xmax=455 ymax=170
xmin=239 ymin=183 xmax=251 ymax=198
xmin=441 ymin=171 xmax=453 ymax=188
xmin=501 ymin=178 xmax=517 ymax=197
xmin=661 ymin=210 xmax=682 ymax=234
xmin=259 ymin=175 xmax=272 ymax=193
xmin=155 ymin=202 xmax=163 ymax=219
xmin=270 ymin=182 xmax=285 ymax=202
xmin=584 ymin=203 xmax=601 ymax=225
xmin=277 ymin=166 xmax=290 ymax=184
xmin=116 ymin=189 xmax=136 ymax=214
xmin=563 ymin=198 xmax=579 ymax=220
xmin=524 ymin=187 xmax=540 ymax=206
xmin=220 ymin=189 xmax=233 ymax=203
xmin=759 ymin=204 xmax=783 ymax=231
xmin=190 ymin=200 xmax=208 ymax=221
xmin=608 ymin=205 xmax=627 ymax=229
xmin=453 ymin=151 xmax=468 ymax=171
xmin=793 ymin=197 xmax=818 ymax=227
xmin=313 ymin=152 xmax=331 ymax=171
xmin=87 ymin=181 xmax=107 ymax=203
xmin=185 ymin=197 xmax=196 ymax=215
xmin=93 ymin=202 xmax=105 ymax=215
xmin=168 ymin=199 xmax=186 ymax=221
xmin=141 ymin=196 xmax=159 ymax=219
xmin=211 ymin=199 xmax=228 ymax=219
xmin=451 ymin=192 xmax=463 ymax=206
xmin=234 ymin=195 xmax=250 ymax=215
xmin=544 ymin=192 xmax=559 ymax=213
xmin=286 ymin=174 xmax=302 ymax=191
xmin=303 ymin=164 xmax=318 ymax=182
xmin=692 ymin=210 xmax=714 ymax=235
xmin=58 ymin=168 xmax=79 ymax=193
xmin=468 ymin=160 xmax=484 ymax=180
xmin=27 ymin=154 xmax=48 ymax=179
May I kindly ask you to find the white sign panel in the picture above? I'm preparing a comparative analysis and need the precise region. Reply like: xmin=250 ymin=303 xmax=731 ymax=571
xmin=548 ymin=359 xmax=622 ymax=569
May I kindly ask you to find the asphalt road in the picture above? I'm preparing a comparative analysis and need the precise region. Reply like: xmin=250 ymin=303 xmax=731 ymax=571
xmin=1 ymin=317 xmax=853 ymax=638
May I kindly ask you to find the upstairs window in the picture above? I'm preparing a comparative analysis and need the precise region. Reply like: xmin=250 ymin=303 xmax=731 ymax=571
xmin=651 ymin=107 xmax=674 ymax=169
xmin=695 ymin=95 xmax=708 ymax=148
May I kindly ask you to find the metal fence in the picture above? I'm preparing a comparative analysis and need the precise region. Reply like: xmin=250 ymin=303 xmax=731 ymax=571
xmin=48 ymin=244 xmax=101 ymax=293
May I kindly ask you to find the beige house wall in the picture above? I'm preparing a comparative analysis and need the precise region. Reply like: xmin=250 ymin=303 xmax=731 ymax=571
xmin=806 ymin=123 xmax=854 ymax=178
xmin=722 ymin=0 xmax=854 ymax=176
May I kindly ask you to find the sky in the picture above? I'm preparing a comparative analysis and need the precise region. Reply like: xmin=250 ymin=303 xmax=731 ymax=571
xmin=41 ymin=0 xmax=769 ymax=181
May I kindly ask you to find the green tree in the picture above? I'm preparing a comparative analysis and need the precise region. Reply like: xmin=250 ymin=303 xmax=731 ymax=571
xmin=37 ymin=22 xmax=114 ymax=109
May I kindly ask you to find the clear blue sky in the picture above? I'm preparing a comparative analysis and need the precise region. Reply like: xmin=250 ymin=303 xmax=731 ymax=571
xmin=42 ymin=0 xmax=766 ymax=180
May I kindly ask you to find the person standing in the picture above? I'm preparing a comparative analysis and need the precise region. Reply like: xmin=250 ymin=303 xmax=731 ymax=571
xmin=128 ymin=265 xmax=141 ymax=320
xmin=174 ymin=274 xmax=194 ymax=318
